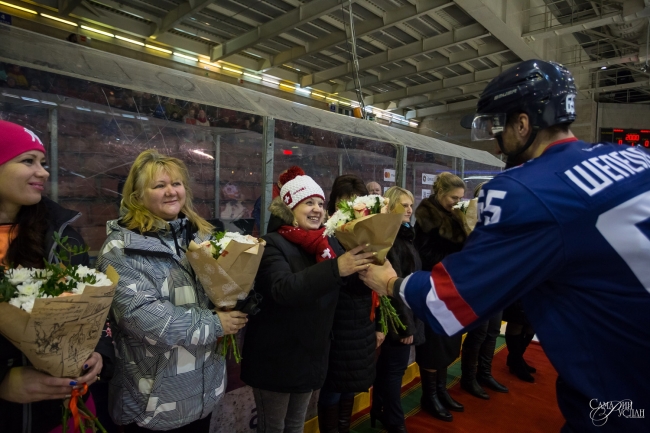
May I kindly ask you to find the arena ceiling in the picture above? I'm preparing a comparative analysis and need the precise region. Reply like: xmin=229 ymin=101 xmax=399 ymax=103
xmin=5 ymin=0 xmax=650 ymax=119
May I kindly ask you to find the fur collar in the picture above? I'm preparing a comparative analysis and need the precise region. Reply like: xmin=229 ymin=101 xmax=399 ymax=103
xmin=269 ymin=196 xmax=295 ymax=226
xmin=415 ymin=196 xmax=467 ymax=243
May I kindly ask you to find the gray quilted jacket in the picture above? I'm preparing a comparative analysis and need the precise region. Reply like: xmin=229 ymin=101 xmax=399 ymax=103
xmin=96 ymin=218 xmax=225 ymax=430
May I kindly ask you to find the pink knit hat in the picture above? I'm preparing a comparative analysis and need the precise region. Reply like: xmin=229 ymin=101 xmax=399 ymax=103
xmin=0 ymin=120 xmax=46 ymax=166
xmin=280 ymin=172 xmax=325 ymax=210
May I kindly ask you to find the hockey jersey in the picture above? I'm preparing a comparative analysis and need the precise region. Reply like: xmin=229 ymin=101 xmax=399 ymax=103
xmin=401 ymin=138 xmax=650 ymax=432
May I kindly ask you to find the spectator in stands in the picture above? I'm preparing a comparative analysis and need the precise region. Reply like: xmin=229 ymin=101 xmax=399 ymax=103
xmin=195 ymin=109 xmax=210 ymax=127
xmin=371 ymin=186 xmax=422 ymax=433
xmin=241 ymin=168 xmax=374 ymax=433
xmin=366 ymin=181 xmax=382 ymax=196
xmin=96 ymin=150 xmax=246 ymax=432
xmin=164 ymin=98 xmax=184 ymax=119
xmin=0 ymin=120 xmax=111 ymax=433
xmin=66 ymin=33 xmax=79 ymax=43
xmin=412 ymin=172 xmax=467 ymax=422
xmin=183 ymin=108 xmax=197 ymax=125
xmin=7 ymin=65 xmax=28 ymax=89
xmin=318 ymin=174 xmax=381 ymax=433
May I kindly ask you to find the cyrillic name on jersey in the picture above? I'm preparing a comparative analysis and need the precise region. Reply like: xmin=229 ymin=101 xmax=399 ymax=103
xmin=564 ymin=147 xmax=650 ymax=196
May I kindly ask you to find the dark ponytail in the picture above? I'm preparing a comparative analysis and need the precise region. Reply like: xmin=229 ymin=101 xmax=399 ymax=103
xmin=6 ymin=201 xmax=50 ymax=268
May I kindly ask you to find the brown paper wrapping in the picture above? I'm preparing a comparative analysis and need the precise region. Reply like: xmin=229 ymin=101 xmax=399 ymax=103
xmin=334 ymin=211 xmax=404 ymax=265
xmin=187 ymin=239 xmax=266 ymax=309
xmin=0 ymin=266 xmax=119 ymax=378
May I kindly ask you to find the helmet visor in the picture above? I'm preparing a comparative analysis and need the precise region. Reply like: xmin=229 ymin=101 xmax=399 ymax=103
xmin=471 ymin=114 xmax=507 ymax=141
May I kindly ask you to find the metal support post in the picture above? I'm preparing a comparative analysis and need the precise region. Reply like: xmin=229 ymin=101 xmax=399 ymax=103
xmin=49 ymin=108 xmax=59 ymax=203
xmin=214 ymin=134 xmax=220 ymax=218
xmin=395 ymin=144 xmax=408 ymax=188
xmin=261 ymin=117 xmax=275 ymax=236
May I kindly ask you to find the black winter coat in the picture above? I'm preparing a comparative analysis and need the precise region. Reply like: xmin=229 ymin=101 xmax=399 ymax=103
xmin=321 ymin=270 xmax=377 ymax=393
xmin=241 ymin=198 xmax=346 ymax=393
xmin=385 ymin=223 xmax=425 ymax=346
xmin=0 ymin=198 xmax=114 ymax=433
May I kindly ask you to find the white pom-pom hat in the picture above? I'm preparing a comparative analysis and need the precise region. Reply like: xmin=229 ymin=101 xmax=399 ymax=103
xmin=280 ymin=175 xmax=325 ymax=209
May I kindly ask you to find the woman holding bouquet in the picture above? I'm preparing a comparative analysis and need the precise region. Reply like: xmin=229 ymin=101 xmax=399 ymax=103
xmin=241 ymin=169 xmax=375 ymax=433
xmin=370 ymin=186 xmax=423 ymax=433
xmin=95 ymin=150 xmax=246 ymax=432
xmin=413 ymin=172 xmax=467 ymax=422
xmin=0 ymin=120 xmax=109 ymax=433
xmin=318 ymin=174 xmax=382 ymax=433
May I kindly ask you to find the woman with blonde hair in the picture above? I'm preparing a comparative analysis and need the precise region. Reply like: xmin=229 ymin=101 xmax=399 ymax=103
xmin=412 ymin=172 xmax=467 ymax=422
xmin=96 ymin=149 xmax=246 ymax=433
xmin=370 ymin=187 xmax=423 ymax=433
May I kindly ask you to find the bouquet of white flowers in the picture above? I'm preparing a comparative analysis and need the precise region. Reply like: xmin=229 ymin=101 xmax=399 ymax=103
xmin=325 ymin=195 xmax=406 ymax=334
xmin=187 ymin=231 xmax=265 ymax=362
xmin=0 ymin=234 xmax=118 ymax=432
xmin=452 ymin=198 xmax=479 ymax=233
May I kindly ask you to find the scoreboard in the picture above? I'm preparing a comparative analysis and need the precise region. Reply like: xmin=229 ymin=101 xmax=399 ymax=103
xmin=600 ymin=128 xmax=650 ymax=148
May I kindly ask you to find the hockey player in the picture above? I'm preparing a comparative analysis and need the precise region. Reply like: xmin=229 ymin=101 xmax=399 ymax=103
xmin=360 ymin=59 xmax=650 ymax=432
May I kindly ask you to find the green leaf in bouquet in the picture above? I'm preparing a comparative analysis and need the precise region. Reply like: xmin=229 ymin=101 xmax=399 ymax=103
xmin=378 ymin=296 xmax=407 ymax=335
xmin=221 ymin=334 xmax=242 ymax=363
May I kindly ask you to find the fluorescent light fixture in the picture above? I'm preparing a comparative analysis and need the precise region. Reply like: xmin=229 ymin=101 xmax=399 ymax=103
xmin=279 ymin=83 xmax=297 ymax=90
xmin=93 ymin=109 xmax=107 ymax=113
xmin=40 ymin=100 xmax=57 ymax=106
xmin=174 ymin=52 xmax=199 ymax=61
xmin=243 ymin=72 xmax=260 ymax=79
xmin=221 ymin=66 xmax=242 ymax=74
xmin=262 ymin=77 xmax=280 ymax=85
xmin=115 ymin=35 xmax=144 ymax=46
xmin=75 ymin=106 xmax=91 ymax=111
xmin=199 ymin=59 xmax=220 ymax=67
xmin=192 ymin=149 xmax=214 ymax=160
xmin=80 ymin=25 xmax=114 ymax=37
xmin=41 ymin=13 xmax=77 ymax=26
xmin=244 ymin=51 xmax=261 ymax=58
xmin=0 ymin=1 xmax=36 ymax=14
xmin=296 ymin=88 xmax=311 ymax=96
xmin=136 ymin=116 xmax=148 ymax=120
xmin=21 ymin=97 xmax=39 ymax=102
xmin=601 ymin=66 xmax=607 ymax=70
xmin=145 ymin=44 xmax=172 ymax=54
xmin=311 ymin=93 xmax=325 ymax=98
xmin=2 ymin=92 xmax=19 ymax=98
xmin=121 ymin=114 xmax=135 ymax=118
xmin=409 ymin=122 xmax=418 ymax=128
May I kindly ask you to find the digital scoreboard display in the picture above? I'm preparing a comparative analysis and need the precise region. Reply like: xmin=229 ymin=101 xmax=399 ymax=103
xmin=600 ymin=128 xmax=650 ymax=148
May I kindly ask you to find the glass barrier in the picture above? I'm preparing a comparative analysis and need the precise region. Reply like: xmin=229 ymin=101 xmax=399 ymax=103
xmin=406 ymin=149 xmax=460 ymax=210
xmin=463 ymin=160 xmax=504 ymax=198
xmin=274 ymin=120 xmax=398 ymax=204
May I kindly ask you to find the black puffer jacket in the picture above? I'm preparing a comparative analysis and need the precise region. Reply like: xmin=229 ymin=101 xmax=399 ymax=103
xmin=241 ymin=197 xmax=346 ymax=393
xmin=414 ymin=195 xmax=468 ymax=271
xmin=0 ymin=198 xmax=114 ymax=433
xmin=385 ymin=223 xmax=425 ymax=346
xmin=321 ymin=268 xmax=377 ymax=393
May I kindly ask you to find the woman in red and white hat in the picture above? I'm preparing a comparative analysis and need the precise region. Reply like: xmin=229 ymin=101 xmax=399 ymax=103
xmin=241 ymin=167 xmax=374 ymax=433
xmin=0 ymin=120 xmax=112 ymax=433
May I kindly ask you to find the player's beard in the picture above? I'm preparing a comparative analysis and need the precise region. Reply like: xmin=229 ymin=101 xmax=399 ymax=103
xmin=505 ymin=154 xmax=527 ymax=169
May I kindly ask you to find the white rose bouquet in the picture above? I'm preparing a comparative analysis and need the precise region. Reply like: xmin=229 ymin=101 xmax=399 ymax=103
xmin=324 ymin=195 xmax=406 ymax=334
xmin=187 ymin=231 xmax=266 ymax=363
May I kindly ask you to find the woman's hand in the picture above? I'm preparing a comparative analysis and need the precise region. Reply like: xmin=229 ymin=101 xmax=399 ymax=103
xmin=400 ymin=336 xmax=414 ymax=345
xmin=0 ymin=367 xmax=75 ymax=403
xmin=359 ymin=260 xmax=398 ymax=296
xmin=75 ymin=352 xmax=102 ymax=387
xmin=375 ymin=332 xmax=385 ymax=349
xmin=337 ymin=245 xmax=376 ymax=277
xmin=216 ymin=310 xmax=248 ymax=335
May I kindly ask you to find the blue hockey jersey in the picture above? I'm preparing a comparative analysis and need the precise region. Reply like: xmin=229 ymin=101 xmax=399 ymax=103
xmin=401 ymin=138 xmax=650 ymax=432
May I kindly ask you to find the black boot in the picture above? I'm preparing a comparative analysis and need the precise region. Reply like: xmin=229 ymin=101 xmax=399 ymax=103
xmin=522 ymin=333 xmax=537 ymax=373
xmin=338 ymin=396 xmax=354 ymax=433
xmin=505 ymin=334 xmax=535 ymax=383
xmin=436 ymin=368 xmax=465 ymax=412
xmin=419 ymin=370 xmax=453 ymax=422
xmin=317 ymin=404 xmax=339 ymax=433
xmin=476 ymin=333 xmax=509 ymax=393
xmin=461 ymin=345 xmax=490 ymax=400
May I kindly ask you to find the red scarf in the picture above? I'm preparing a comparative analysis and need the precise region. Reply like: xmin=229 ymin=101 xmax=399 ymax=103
xmin=277 ymin=226 xmax=337 ymax=263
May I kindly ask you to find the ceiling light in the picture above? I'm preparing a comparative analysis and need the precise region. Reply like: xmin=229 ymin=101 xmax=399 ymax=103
xmin=279 ymin=83 xmax=297 ymax=90
xmin=145 ymin=44 xmax=172 ymax=54
xmin=41 ymin=13 xmax=77 ymax=26
xmin=243 ymin=72 xmax=260 ymax=79
xmin=222 ymin=66 xmax=242 ymax=74
xmin=192 ymin=149 xmax=214 ymax=160
xmin=80 ymin=25 xmax=114 ymax=37
xmin=115 ymin=35 xmax=144 ymax=46
xmin=174 ymin=52 xmax=199 ymax=61
xmin=0 ymin=1 xmax=36 ymax=14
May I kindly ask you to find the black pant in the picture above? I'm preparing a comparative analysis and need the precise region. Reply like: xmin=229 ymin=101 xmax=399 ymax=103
xmin=372 ymin=342 xmax=411 ymax=425
xmin=123 ymin=415 xmax=211 ymax=433
xmin=462 ymin=312 xmax=502 ymax=361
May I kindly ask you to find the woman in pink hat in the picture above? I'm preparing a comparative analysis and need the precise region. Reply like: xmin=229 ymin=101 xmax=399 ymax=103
xmin=0 ymin=120 xmax=112 ymax=433
xmin=241 ymin=167 xmax=375 ymax=433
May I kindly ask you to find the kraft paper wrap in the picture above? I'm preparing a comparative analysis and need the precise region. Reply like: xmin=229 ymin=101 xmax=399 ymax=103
xmin=187 ymin=239 xmax=266 ymax=310
xmin=0 ymin=266 xmax=119 ymax=378
xmin=334 ymin=208 xmax=404 ymax=265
